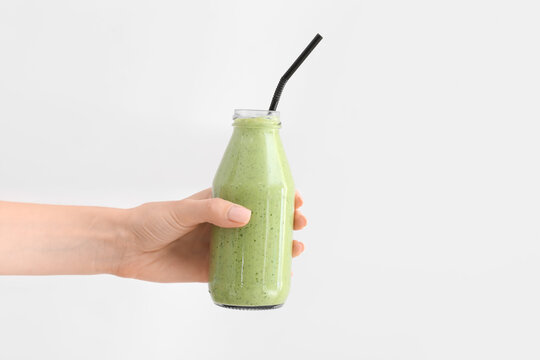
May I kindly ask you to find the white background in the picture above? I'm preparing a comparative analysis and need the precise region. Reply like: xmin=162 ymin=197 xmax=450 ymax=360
xmin=1 ymin=0 xmax=539 ymax=359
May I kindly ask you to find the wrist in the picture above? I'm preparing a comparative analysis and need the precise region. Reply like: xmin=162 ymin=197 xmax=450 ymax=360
xmin=92 ymin=207 xmax=134 ymax=276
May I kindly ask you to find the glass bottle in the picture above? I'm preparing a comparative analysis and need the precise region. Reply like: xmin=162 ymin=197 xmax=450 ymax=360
xmin=209 ymin=109 xmax=295 ymax=309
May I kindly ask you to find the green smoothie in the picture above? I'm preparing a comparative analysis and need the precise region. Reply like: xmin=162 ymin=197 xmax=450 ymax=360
xmin=209 ymin=109 xmax=295 ymax=309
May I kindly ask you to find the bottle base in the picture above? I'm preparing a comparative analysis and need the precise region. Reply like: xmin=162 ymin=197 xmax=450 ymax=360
xmin=215 ymin=303 xmax=284 ymax=311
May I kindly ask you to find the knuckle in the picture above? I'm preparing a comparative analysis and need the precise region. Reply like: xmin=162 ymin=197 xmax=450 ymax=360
xmin=206 ymin=198 xmax=221 ymax=214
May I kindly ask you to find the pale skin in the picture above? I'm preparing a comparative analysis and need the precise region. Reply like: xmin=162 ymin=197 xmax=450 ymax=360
xmin=0 ymin=188 xmax=307 ymax=282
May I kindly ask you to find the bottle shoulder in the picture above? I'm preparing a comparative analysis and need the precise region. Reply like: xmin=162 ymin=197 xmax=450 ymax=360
xmin=214 ymin=143 xmax=293 ymax=183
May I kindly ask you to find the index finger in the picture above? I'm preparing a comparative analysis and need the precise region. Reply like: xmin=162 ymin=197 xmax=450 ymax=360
xmin=188 ymin=188 xmax=212 ymax=200
xmin=295 ymin=190 xmax=304 ymax=209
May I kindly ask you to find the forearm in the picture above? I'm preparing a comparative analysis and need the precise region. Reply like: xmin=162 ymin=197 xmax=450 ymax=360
xmin=0 ymin=201 xmax=128 ymax=275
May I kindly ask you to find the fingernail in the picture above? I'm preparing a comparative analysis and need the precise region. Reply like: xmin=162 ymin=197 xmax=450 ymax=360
xmin=228 ymin=205 xmax=251 ymax=223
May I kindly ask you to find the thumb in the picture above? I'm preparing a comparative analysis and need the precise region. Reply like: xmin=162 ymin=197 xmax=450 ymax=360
xmin=174 ymin=198 xmax=252 ymax=228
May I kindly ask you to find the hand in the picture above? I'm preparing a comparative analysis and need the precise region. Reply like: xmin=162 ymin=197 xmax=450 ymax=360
xmin=116 ymin=188 xmax=307 ymax=282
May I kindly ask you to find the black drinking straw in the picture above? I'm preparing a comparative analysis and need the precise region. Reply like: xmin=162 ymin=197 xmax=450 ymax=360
xmin=268 ymin=33 xmax=323 ymax=111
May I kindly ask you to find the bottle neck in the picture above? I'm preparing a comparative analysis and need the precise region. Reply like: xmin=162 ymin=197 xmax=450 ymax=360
xmin=232 ymin=109 xmax=281 ymax=129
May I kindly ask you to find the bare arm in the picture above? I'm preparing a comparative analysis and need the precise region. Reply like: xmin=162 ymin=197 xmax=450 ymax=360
xmin=0 ymin=201 xmax=127 ymax=275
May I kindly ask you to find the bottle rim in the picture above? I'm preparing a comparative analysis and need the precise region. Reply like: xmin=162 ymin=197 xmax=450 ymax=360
xmin=232 ymin=109 xmax=281 ymax=128
xmin=233 ymin=109 xmax=280 ymax=119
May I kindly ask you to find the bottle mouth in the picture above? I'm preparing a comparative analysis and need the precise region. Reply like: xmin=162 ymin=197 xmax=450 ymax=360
xmin=233 ymin=109 xmax=281 ymax=128
xmin=233 ymin=109 xmax=280 ymax=119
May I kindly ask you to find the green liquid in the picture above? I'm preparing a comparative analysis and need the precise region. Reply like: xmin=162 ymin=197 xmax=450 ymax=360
xmin=209 ymin=115 xmax=295 ymax=307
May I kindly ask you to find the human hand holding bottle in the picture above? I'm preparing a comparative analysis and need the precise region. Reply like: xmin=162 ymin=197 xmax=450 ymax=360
xmin=0 ymin=188 xmax=307 ymax=281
